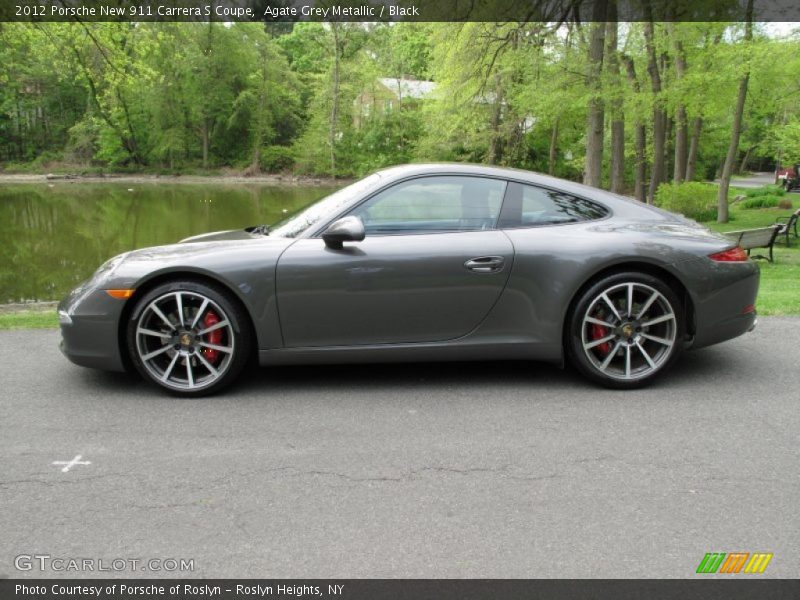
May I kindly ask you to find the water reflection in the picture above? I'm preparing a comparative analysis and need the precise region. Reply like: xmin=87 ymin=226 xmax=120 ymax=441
xmin=0 ymin=182 xmax=337 ymax=302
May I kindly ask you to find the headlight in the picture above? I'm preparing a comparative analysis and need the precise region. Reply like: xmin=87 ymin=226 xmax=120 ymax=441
xmin=88 ymin=252 xmax=128 ymax=286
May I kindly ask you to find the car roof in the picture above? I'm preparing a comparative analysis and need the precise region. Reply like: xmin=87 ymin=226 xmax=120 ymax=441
xmin=376 ymin=162 xmax=617 ymax=196
xmin=372 ymin=163 xmax=677 ymax=222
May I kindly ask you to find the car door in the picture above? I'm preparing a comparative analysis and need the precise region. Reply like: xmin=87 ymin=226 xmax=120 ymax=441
xmin=275 ymin=175 xmax=514 ymax=348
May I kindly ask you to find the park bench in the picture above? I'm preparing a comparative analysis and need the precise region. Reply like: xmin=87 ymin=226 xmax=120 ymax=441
xmin=774 ymin=208 xmax=800 ymax=246
xmin=723 ymin=225 xmax=782 ymax=262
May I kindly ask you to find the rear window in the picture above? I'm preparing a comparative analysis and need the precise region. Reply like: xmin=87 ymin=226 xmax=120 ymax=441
xmin=499 ymin=182 xmax=609 ymax=228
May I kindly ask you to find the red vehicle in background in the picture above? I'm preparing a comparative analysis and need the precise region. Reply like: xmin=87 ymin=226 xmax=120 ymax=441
xmin=777 ymin=164 xmax=799 ymax=191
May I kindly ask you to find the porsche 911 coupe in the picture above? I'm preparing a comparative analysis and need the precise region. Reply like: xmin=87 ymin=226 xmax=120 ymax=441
xmin=59 ymin=164 xmax=759 ymax=396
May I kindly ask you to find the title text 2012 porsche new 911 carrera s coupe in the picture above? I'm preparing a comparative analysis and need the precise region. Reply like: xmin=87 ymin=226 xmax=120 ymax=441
xmin=59 ymin=164 xmax=759 ymax=396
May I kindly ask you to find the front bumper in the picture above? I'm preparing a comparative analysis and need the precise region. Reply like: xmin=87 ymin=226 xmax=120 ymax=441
xmin=59 ymin=286 xmax=128 ymax=372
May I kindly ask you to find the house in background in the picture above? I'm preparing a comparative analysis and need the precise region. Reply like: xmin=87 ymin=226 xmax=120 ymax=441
xmin=353 ymin=77 xmax=437 ymax=128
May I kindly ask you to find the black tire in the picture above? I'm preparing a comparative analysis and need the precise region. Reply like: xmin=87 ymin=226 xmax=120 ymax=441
xmin=566 ymin=271 xmax=685 ymax=389
xmin=127 ymin=280 xmax=252 ymax=397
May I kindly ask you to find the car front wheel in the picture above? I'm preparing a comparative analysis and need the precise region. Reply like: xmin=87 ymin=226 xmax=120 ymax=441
xmin=567 ymin=272 xmax=684 ymax=389
xmin=127 ymin=281 xmax=251 ymax=396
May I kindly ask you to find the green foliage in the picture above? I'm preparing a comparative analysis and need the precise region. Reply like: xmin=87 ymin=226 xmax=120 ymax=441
xmin=1 ymin=21 xmax=799 ymax=185
xmin=741 ymin=195 xmax=781 ymax=209
xmin=744 ymin=184 xmax=785 ymax=198
xmin=654 ymin=182 xmax=718 ymax=221
xmin=260 ymin=146 xmax=296 ymax=172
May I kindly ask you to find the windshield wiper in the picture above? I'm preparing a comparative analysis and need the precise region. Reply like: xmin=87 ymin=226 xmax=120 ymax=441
xmin=245 ymin=224 xmax=270 ymax=236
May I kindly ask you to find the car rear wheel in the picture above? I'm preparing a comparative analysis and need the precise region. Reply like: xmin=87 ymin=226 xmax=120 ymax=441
xmin=567 ymin=272 xmax=684 ymax=389
xmin=127 ymin=281 xmax=251 ymax=396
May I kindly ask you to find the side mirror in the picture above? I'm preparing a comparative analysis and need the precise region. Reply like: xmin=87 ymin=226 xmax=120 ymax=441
xmin=322 ymin=216 xmax=365 ymax=250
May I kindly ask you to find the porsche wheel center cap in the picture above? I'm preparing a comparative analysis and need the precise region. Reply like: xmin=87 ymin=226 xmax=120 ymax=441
xmin=180 ymin=333 xmax=193 ymax=347
xmin=621 ymin=323 xmax=635 ymax=339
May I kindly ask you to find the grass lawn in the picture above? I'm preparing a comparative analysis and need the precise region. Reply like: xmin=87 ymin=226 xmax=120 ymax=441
xmin=0 ymin=310 xmax=58 ymax=330
xmin=703 ymin=193 xmax=800 ymax=316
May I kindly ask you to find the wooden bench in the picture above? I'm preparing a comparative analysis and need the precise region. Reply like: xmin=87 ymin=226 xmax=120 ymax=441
xmin=774 ymin=209 xmax=800 ymax=246
xmin=723 ymin=225 xmax=782 ymax=262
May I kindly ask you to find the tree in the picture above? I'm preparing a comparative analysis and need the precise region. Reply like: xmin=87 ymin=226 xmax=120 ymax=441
xmin=582 ymin=1 xmax=607 ymax=188
xmin=717 ymin=0 xmax=754 ymax=223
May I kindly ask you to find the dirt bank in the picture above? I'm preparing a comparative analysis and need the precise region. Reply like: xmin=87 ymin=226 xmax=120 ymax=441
xmin=0 ymin=173 xmax=347 ymax=186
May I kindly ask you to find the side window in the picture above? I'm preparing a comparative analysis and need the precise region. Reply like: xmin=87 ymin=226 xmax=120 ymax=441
xmin=499 ymin=182 xmax=608 ymax=228
xmin=349 ymin=176 xmax=507 ymax=235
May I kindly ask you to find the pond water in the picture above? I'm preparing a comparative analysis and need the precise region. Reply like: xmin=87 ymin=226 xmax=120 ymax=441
xmin=0 ymin=182 xmax=338 ymax=303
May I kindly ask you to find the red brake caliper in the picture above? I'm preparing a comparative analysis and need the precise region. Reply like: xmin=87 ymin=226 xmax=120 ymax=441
xmin=202 ymin=311 xmax=222 ymax=364
xmin=590 ymin=319 xmax=611 ymax=356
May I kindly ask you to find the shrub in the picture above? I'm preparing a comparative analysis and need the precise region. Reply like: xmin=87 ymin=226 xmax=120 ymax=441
xmin=745 ymin=184 xmax=785 ymax=198
xmin=741 ymin=195 xmax=781 ymax=209
xmin=778 ymin=198 xmax=794 ymax=210
xmin=259 ymin=145 xmax=295 ymax=173
xmin=654 ymin=182 xmax=718 ymax=221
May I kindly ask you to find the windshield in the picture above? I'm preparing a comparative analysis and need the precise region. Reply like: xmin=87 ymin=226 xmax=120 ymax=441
xmin=270 ymin=174 xmax=383 ymax=238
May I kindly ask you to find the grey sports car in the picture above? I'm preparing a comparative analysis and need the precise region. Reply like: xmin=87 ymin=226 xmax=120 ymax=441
xmin=59 ymin=164 xmax=759 ymax=396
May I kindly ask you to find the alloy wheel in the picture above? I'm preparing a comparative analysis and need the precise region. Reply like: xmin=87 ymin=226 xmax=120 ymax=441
xmin=134 ymin=290 xmax=236 ymax=391
xmin=580 ymin=282 xmax=677 ymax=381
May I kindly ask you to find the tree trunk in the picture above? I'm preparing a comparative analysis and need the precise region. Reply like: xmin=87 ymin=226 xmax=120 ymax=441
xmin=739 ymin=146 xmax=754 ymax=174
xmin=621 ymin=54 xmax=647 ymax=202
xmin=15 ymin=94 xmax=23 ymax=159
xmin=202 ymin=120 xmax=209 ymax=169
xmin=606 ymin=15 xmax=624 ymax=194
xmin=644 ymin=21 xmax=666 ymax=204
xmin=488 ymin=75 xmax=504 ymax=165
xmin=329 ymin=24 xmax=341 ymax=178
xmin=250 ymin=53 xmax=270 ymax=174
xmin=548 ymin=120 xmax=558 ymax=175
xmin=672 ymin=34 xmax=688 ymax=183
xmin=583 ymin=4 xmax=607 ymax=188
xmin=685 ymin=116 xmax=702 ymax=181
xmin=717 ymin=0 xmax=754 ymax=223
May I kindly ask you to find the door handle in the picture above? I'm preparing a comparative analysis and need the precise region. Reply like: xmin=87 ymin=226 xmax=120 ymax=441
xmin=464 ymin=256 xmax=505 ymax=273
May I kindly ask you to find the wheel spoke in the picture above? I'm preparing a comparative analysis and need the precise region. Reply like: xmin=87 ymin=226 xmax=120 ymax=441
xmin=198 ymin=341 xmax=233 ymax=354
xmin=197 ymin=319 xmax=229 ymax=336
xmin=584 ymin=315 xmax=611 ymax=327
xmin=599 ymin=342 xmax=621 ymax=371
xmin=600 ymin=293 xmax=622 ymax=321
xmin=137 ymin=327 xmax=170 ymax=339
xmin=641 ymin=313 xmax=675 ymax=328
xmin=584 ymin=334 xmax=616 ymax=350
xmin=196 ymin=352 xmax=219 ymax=377
xmin=190 ymin=298 xmax=209 ymax=329
xmin=175 ymin=292 xmax=185 ymax=328
xmin=141 ymin=345 xmax=171 ymax=361
xmin=160 ymin=353 xmax=180 ymax=382
xmin=636 ymin=291 xmax=659 ymax=320
xmin=637 ymin=341 xmax=656 ymax=369
xmin=641 ymin=333 xmax=673 ymax=346
xmin=150 ymin=303 xmax=174 ymax=330
xmin=627 ymin=283 xmax=634 ymax=318
xmin=186 ymin=359 xmax=194 ymax=388
xmin=624 ymin=345 xmax=631 ymax=378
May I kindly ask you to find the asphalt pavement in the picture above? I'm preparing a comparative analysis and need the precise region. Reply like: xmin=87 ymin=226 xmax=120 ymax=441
xmin=1 ymin=320 xmax=798 ymax=578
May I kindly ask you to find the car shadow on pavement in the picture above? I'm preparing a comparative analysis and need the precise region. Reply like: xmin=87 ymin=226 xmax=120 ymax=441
xmin=234 ymin=345 xmax=737 ymax=395
xmin=239 ymin=359 xmax=570 ymax=393
xmin=71 ymin=345 xmax=739 ymax=398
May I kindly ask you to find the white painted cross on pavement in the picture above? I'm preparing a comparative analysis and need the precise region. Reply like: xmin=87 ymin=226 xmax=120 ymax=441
xmin=52 ymin=455 xmax=91 ymax=473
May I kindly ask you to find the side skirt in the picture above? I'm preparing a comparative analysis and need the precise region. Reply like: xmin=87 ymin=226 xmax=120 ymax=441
xmin=259 ymin=340 xmax=562 ymax=367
